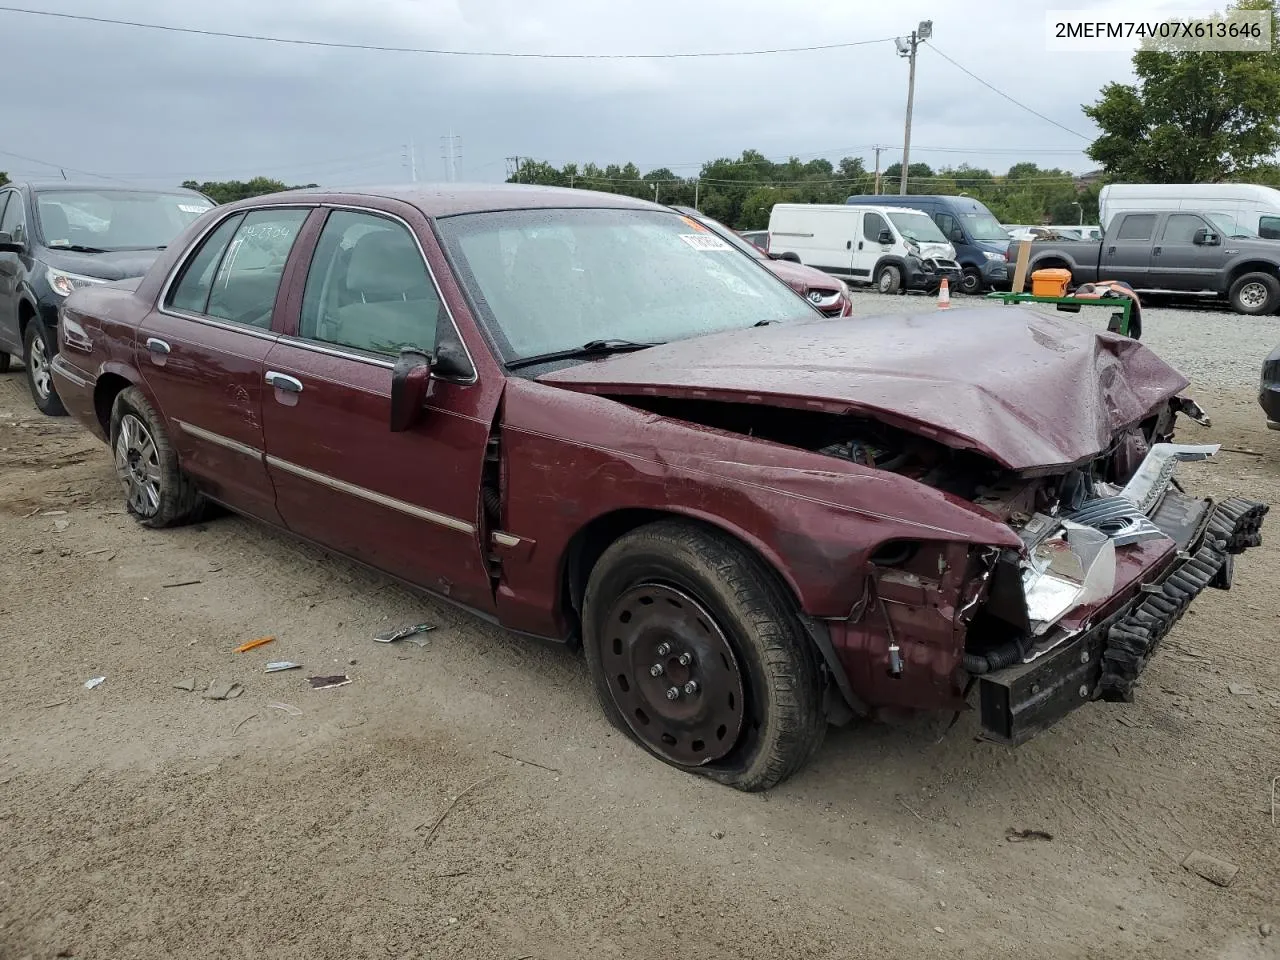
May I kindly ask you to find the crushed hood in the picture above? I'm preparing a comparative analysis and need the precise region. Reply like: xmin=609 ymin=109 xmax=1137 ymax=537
xmin=539 ymin=307 xmax=1191 ymax=472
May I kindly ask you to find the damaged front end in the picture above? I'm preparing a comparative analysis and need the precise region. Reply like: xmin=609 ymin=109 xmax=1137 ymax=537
xmin=965 ymin=438 xmax=1267 ymax=744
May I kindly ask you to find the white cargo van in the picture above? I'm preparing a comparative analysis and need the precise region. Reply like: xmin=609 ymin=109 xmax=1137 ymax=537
xmin=766 ymin=203 xmax=962 ymax=294
xmin=1099 ymin=183 xmax=1280 ymax=238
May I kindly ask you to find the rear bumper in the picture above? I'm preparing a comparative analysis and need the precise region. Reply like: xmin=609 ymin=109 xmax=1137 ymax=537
xmin=50 ymin=353 xmax=105 ymax=441
xmin=978 ymin=495 xmax=1267 ymax=744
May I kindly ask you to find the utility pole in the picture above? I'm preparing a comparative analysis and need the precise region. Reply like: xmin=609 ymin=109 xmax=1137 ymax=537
xmin=506 ymin=156 xmax=522 ymax=182
xmin=873 ymin=145 xmax=884 ymax=195
xmin=403 ymin=142 xmax=418 ymax=182
xmin=440 ymin=131 xmax=460 ymax=182
xmin=694 ymin=179 xmax=700 ymax=211
xmin=895 ymin=20 xmax=932 ymax=196
xmin=654 ymin=181 xmax=660 ymax=204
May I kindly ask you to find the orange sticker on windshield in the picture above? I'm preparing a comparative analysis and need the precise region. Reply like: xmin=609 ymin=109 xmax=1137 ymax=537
xmin=678 ymin=215 xmax=709 ymax=232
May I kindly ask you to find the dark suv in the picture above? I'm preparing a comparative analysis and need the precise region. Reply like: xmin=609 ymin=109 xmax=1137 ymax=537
xmin=0 ymin=182 xmax=214 ymax=414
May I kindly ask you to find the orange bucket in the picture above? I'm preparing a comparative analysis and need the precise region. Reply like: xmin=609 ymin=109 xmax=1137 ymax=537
xmin=1030 ymin=268 xmax=1072 ymax=298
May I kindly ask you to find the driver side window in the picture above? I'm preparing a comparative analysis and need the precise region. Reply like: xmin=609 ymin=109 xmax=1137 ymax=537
xmin=863 ymin=212 xmax=888 ymax=242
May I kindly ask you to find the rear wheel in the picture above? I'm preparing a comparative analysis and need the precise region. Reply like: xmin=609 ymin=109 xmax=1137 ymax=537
xmin=23 ymin=321 xmax=67 ymax=416
xmin=0 ymin=352 xmax=11 ymax=373
xmin=1228 ymin=272 xmax=1279 ymax=315
xmin=110 ymin=386 xmax=205 ymax=528
xmin=875 ymin=264 xmax=902 ymax=295
xmin=582 ymin=520 xmax=825 ymax=791
xmin=959 ymin=267 xmax=983 ymax=295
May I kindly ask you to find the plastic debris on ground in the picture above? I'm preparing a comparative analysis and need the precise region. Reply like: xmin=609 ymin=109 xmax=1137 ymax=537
xmin=234 ymin=636 xmax=275 ymax=653
xmin=267 ymin=702 xmax=303 ymax=716
xmin=307 ymin=675 xmax=352 ymax=690
xmin=83 ymin=676 xmax=106 ymax=690
xmin=265 ymin=661 xmax=302 ymax=673
xmin=203 ymin=680 xmax=245 ymax=701
xmin=374 ymin=622 xmax=436 ymax=646
xmin=173 ymin=678 xmax=198 ymax=691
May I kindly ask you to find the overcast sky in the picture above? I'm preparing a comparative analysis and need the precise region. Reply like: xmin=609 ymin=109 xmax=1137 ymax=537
xmin=0 ymin=0 xmax=1219 ymax=188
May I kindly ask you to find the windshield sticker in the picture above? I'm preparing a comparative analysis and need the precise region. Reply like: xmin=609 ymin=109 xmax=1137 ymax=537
xmin=48 ymin=239 xmax=70 ymax=247
xmin=179 ymin=204 xmax=212 ymax=214
xmin=679 ymin=233 xmax=732 ymax=251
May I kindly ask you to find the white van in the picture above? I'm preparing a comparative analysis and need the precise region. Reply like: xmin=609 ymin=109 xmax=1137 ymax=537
xmin=1099 ymin=183 xmax=1280 ymax=238
xmin=767 ymin=203 xmax=962 ymax=294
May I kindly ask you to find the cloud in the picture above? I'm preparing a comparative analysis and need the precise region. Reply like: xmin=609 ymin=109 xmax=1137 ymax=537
xmin=0 ymin=0 xmax=1185 ymax=188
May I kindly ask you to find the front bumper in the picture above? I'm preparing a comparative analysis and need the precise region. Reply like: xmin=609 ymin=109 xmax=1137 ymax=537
xmin=978 ymin=494 xmax=1267 ymax=744
xmin=903 ymin=256 xmax=962 ymax=292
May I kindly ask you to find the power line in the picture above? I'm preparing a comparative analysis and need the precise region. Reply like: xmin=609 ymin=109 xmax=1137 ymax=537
xmin=0 ymin=6 xmax=897 ymax=59
xmin=0 ymin=147 xmax=125 ymax=182
xmin=922 ymin=42 xmax=1092 ymax=141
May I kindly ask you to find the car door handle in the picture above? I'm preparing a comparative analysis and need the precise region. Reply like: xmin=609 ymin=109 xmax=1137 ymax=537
xmin=265 ymin=371 xmax=303 ymax=394
xmin=1107 ymin=246 xmax=1116 ymax=254
xmin=857 ymin=241 xmax=864 ymax=250
xmin=145 ymin=337 xmax=170 ymax=355
xmin=1153 ymin=246 xmax=1162 ymax=255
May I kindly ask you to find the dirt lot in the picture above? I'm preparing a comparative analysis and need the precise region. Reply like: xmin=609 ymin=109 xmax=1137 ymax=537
xmin=2 ymin=310 xmax=1279 ymax=959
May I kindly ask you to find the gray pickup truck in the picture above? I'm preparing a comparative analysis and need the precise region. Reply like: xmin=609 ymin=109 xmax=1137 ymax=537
xmin=1023 ymin=210 xmax=1280 ymax=315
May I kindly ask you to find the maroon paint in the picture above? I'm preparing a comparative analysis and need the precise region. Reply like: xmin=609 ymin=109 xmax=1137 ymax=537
xmin=542 ymin=306 xmax=1190 ymax=472
xmin=48 ymin=184 xmax=1206 ymax=723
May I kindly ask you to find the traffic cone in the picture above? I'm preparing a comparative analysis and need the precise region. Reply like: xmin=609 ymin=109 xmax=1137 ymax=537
xmin=937 ymin=276 xmax=951 ymax=309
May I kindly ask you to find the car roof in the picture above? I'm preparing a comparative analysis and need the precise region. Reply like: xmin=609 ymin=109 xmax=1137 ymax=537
xmin=16 ymin=181 xmax=209 ymax=195
xmin=230 ymin=183 xmax=666 ymax=219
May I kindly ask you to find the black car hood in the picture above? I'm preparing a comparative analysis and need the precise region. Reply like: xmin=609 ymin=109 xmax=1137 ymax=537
xmin=40 ymin=247 xmax=162 ymax=281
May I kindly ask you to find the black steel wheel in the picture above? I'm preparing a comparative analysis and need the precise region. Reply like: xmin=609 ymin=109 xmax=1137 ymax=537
xmin=599 ymin=583 xmax=746 ymax=767
xmin=959 ymin=267 xmax=983 ymax=295
xmin=583 ymin=520 xmax=825 ymax=791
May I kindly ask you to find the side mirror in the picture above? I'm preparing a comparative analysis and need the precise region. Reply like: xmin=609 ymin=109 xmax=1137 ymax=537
xmin=0 ymin=231 xmax=22 ymax=254
xmin=949 ymin=228 xmax=964 ymax=243
xmin=877 ymin=228 xmax=893 ymax=245
xmin=776 ymin=251 xmax=801 ymax=263
xmin=1193 ymin=228 xmax=1220 ymax=245
xmin=390 ymin=349 xmax=433 ymax=432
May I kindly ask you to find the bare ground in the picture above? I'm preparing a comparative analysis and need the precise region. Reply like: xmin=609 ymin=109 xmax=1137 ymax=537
xmin=1 ymin=367 xmax=1278 ymax=960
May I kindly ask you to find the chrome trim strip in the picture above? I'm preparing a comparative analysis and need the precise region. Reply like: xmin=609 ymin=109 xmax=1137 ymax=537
xmin=491 ymin=532 xmax=521 ymax=547
xmin=174 ymin=419 xmax=264 ymax=461
xmin=277 ymin=336 xmax=394 ymax=370
xmin=160 ymin=309 xmax=281 ymax=342
xmin=264 ymin=454 xmax=476 ymax=534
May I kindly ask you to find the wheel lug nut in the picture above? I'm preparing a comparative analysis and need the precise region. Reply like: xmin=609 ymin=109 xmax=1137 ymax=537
xmin=683 ymin=680 xmax=699 ymax=695
xmin=678 ymin=652 xmax=693 ymax=666
xmin=649 ymin=663 xmax=664 ymax=677
xmin=665 ymin=687 xmax=680 ymax=701
xmin=656 ymin=642 xmax=671 ymax=656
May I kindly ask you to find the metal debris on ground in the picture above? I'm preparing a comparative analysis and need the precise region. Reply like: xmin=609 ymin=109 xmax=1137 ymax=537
xmin=173 ymin=678 xmax=198 ymax=691
xmin=265 ymin=661 xmax=302 ymax=673
xmin=203 ymin=680 xmax=245 ymax=701
xmin=1181 ymin=849 xmax=1240 ymax=887
xmin=162 ymin=579 xmax=203 ymax=589
xmin=267 ymin=702 xmax=303 ymax=716
xmin=83 ymin=676 xmax=105 ymax=690
xmin=307 ymin=675 xmax=351 ymax=690
xmin=1228 ymin=683 xmax=1258 ymax=696
xmin=1005 ymin=828 xmax=1053 ymax=842
xmin=374 ymin=622 xmax=436 ymax=645
xmin=234 ymin=636 xmax=275 ymax=653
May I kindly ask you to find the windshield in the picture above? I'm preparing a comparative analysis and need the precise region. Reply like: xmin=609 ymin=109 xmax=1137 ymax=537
xmin=35 ymin=190 xmax=214 ymax=251
xmin=436 ymin=208 xmax=813 ymax=364
xmin=1207 ymin=213 xmax=1257 ymax=238
xmin=960 ymin=212 xmax=1010 ymax=241
xmin=887 ymin=211 xmax=947 ymax=244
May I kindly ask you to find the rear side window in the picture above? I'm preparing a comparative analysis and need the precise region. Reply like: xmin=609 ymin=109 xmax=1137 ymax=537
xmin=299 ymin=210 xmax=440 ymax=355
xmin=863 ymin=212 xmax=888 ymax=242
xmin=1260 ymin=216 xmax=1280 ymax=240
xmin=206 ymin=210 xmax=309 ymax=328
xmin=167 ymin=214 xmax=245 ymax=315
xmin=1116 ymin=215 xmax=1156 ymax=241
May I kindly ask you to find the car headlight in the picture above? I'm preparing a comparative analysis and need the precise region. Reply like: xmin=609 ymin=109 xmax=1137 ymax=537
xmin=45 ymin=266 xmax=107 ymax=298
xmin=983 ymin=251 xmax=1004 ymax=261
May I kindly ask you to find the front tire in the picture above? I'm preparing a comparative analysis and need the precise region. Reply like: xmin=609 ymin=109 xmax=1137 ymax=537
xmin=875 ymin=264 xmax=902 ymax=295
xmin=23 ymin=321 xmax=67 ymax=416
xmin=110 ymin=386 xmax=205 ymax=528
xmin=959 ymin=267 xmax=983 ymax=295
xmin=582 ymin=520 xmax=825 ymax=791
xmin=0 ymin=352 xmax=12 ymax=373
xmin=1228 ymin=272 xmax=1280 ymax=315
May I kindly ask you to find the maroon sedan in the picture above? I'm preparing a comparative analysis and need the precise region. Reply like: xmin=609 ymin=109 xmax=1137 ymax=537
xmin=51 ymin=185 xmax=1266 ymax=790
xmin=672 ymin=206 xmax=852 ymax=318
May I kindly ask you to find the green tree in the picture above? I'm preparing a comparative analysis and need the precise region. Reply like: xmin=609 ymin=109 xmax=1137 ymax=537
xmin=1084 ymin=0 xmax=1280 ymax=181
xmin=0 ymin=171 xmax=8 ymax=188
xmin=181 ymin=177 xmax=318 ymax=205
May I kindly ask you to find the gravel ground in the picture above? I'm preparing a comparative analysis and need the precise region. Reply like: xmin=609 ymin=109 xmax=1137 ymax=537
xmin=2 ymin=303 xmax=1280 ymax=960
xmin=850 ymin=288 xmax=1278 ymax=389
